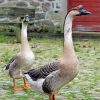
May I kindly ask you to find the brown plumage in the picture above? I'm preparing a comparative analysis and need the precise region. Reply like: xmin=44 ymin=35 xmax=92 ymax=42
xmin=4 ymin=15 xmax=35 ymax=91
xmin=25 ymin=5 xmax=91 ymax=100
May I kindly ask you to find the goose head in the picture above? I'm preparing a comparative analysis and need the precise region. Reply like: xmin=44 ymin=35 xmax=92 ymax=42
xmin=20 ymin=15 xmax=29 ymax=24
xmin=69 ymin=5 xmax=92 ymax=17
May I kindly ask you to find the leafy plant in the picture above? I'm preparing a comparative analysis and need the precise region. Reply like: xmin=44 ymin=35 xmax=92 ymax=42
xmin=2 ymin=51 xmax=12 ymax=62
xmin=43 ymin=25 xmax=49 ymax=33
xmin=55 ymin=25 xmax=63 ymax=34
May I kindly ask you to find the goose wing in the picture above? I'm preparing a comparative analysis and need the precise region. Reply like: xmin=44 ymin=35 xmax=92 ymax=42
xmin=4 ymin=55 xmax=17 ymax=70
xmin=26 ymin=61 xmax=60 ymax=81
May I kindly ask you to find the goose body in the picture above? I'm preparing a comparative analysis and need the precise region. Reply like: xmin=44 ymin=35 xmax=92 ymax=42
xmin=25 ymin=5 xmax=91 ymax=100
xmin=4 ymin=15 xmax=35 ymax=91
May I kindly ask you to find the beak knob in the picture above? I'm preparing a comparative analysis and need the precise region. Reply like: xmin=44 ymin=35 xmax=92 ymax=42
xmin=80 ymin=9 xmax=92 ymax=15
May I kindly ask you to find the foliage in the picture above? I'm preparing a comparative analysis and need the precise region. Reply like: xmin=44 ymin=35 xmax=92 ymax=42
xmin=0 ymin=24 xmax=21 ymax=43
xmin=29 ymin=24 xmax=49 ymax=34
xmin=0 ymin=23 xmax=64 ymax=38
xmin=2 ymin=51 xmax=13 ymax=62
xmin=42 ymin=25 xmax=49 ymax=33
xmin=0 ymin=34 xmax=16 ymax=43
xmin=55 ymin=25 xmax=63 ymax=34
xmin=0 ymin=25 xmax=16 ymax=33
xmin=33 ymin=24 xmax=43 ymax=33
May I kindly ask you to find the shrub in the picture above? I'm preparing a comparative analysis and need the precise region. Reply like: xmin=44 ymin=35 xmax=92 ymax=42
xmin=43 ymin=25 xmax=49 ymax=33
xmin=34 ymin=24 xmax=43 ymax=33
xmin=0 ymin=24 xmax=16 ymax=34
xmin=55 ymin=25 xmax=63 ymax=34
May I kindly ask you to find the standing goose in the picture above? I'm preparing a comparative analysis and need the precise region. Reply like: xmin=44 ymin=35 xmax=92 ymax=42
xmin=25 ymin=5 xmax=91 ymax=100
xmin=4 ymin=15 xmax=35 ymax=91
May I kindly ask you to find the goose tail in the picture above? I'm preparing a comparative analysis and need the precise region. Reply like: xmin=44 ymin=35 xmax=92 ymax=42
xmin=4 ymin=64 xmax=10 ymax=70
xmin=2 ymin=64 xmax=10 ymax=74
xmin=24 ymin=71 xmax=45 ymax=93
xmin=24 ymin=72 xmax=31 ymax=81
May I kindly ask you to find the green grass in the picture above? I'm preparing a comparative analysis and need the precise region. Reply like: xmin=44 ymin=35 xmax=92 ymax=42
xmin=0 ymin=34 xmax=16 ymax=43
xmin=0 ymin=36 xmax=100 ymax=100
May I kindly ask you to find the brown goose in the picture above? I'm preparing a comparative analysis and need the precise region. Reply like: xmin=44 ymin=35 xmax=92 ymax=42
xmin=24 ymin=5 xmax=91 ymax=100
xmin=4 ymin=15 xmax=35 ymax=91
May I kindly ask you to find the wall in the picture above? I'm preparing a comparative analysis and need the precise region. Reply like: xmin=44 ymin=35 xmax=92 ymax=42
xmin=0 ymin=0 xmax=36 ymax=23
xmin=0 ymin=0 xmax=34 ymax=8
xmin=68 ymin=0 xmax=100 ymax=32
xmin=0 ymin=0 xmax=67 ymax=25
xmin=34 ymin=0 xmax=67 ymax=25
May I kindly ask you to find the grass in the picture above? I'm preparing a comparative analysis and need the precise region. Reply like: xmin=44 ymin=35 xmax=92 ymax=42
xmin=0 ymin=35 xmax=100 ymax=100
xmin=0 ymin=34 xmax=16 ymax=43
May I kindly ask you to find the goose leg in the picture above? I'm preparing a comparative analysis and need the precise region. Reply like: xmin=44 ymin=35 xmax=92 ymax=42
xmin=23 ymin=78 xmax=31 ymax=89
xmin=49 ymin=94 xmax=55 ymax=100
xmin=13 ymin=79 xmax=22 ymax=91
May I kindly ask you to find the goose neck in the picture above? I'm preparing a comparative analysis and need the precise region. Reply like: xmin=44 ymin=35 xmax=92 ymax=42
xmin=21 ymin=23 xmax=30 ymax=51
xmin=63 ymin=13 xmax=75 ymax=58
xmin=64 ymin=14 xmax=73 ymax=43
xmin=21 ymin=23 xmax=28 ymax=41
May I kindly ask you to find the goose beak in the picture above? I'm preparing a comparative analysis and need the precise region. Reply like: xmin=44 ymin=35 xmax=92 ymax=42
xmin=24 ymin=15 xmax=29 ymax=22
xmin=79 ymin=9 xmax=92 ymax=15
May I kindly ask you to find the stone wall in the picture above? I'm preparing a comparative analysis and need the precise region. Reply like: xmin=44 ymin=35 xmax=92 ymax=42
xmin=0 ymin=0 xmax=67 ymax=25
xmin=0 ymin=0 xmax=36 ymax=23
xmin=0 ymin=0 xmax=35 ymax=9
xmin=34 ymin=0 xmax=67 ymax=26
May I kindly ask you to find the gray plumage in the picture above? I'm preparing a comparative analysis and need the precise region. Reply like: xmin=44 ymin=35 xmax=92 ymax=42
xmin=4 ymin=15 xmax=35 ymax=79
xmin=4 ymin=57 xmax=15 ymax=70
xmin=26 ymin=61 xmax=60 ymax=81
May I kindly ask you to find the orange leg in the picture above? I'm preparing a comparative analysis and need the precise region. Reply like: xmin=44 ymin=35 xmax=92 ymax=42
xmin=13 ymin=79 xmax=22 ymax=91
xmin=49 ymin=94 xmax=55 ymax=100
xmin=23 ymin=78 xmax=31 ymax=89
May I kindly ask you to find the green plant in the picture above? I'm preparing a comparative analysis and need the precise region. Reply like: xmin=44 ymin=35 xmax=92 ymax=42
xmin=55 ymin=25 xmax=62 ymax=33
xmin=0 ymin=25 xmax=16 ymax=33
xmin=34 ymin=24 xmax=43 ymax=33
xmin=43 ymin=25 xmax=49 ymax=33
xmin=2 ymin=51 xmax=12 ymax=62
xmin=0 ymin=34 xmax=16 ymax=43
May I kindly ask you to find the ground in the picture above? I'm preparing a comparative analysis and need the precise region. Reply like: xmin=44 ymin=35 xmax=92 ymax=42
xmin=0 ymin=36 xmax=100 ymax=100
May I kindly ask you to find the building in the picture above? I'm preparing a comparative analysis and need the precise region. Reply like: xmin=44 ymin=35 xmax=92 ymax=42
xmin=34 ymin=0 xmax=100 ymax=32
xmin=34 ymin=0 xmax=67 ymax=26
xmin=0 ymin=0 xmax=100 ymax=32
xmin=0 ymin=0 xmax=35 ymax=23
xmin=68 ymin=0 xmax=100 ymax=32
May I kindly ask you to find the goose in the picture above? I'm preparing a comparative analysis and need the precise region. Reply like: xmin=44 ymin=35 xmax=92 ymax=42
xmin=4 ymin=15 xmax=35 ymax=91
xmin=24 ymin=5 xmax=91 ymax=100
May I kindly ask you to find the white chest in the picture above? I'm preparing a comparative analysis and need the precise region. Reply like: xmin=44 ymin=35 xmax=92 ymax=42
xmin=21 ymin=52 xmax=35 ymax=68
